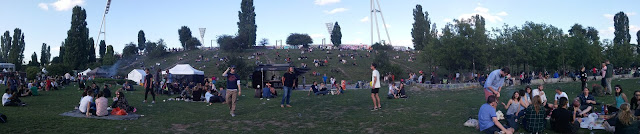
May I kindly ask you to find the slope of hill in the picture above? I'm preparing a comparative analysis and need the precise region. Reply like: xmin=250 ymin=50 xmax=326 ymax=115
xmin=117 ymin=48 xmax=431 ymax=84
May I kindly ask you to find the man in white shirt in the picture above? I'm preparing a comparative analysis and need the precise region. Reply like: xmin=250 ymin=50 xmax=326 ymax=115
xmin=531 ymin=85 xmax=547 ymax=104
xmin=2 ymin=90 xmax=11 ymax=106
xmin=79 ymin=91 xmax=95 ymax=116
xmin=370 ymin=63 xmax=382 ymax=111
xmin=554 ymin=88 xmax=568 ymax=109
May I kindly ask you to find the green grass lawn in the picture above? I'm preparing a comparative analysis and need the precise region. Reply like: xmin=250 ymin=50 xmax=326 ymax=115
xmin=1 ymin=78 xmax=637 ymax=133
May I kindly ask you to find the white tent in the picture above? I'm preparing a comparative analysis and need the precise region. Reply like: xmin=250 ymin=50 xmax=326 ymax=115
xmin=127 ymin=69 xmax=146 ymax=84
xmin=163 ymin=64 xmax=205 ymax=84
xmin=80 ymin=68 xmax=92 ymax=76
xmin=164 ymin=64 xmax=204 ymax=75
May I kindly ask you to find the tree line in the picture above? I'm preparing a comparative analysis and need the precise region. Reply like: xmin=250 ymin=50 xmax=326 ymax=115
xmin=411 ymin=5 xmax=640 ymax=74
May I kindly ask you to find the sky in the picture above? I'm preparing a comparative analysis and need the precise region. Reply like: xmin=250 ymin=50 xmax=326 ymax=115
xmin=1 ymin=0 xmax=640 ymax=63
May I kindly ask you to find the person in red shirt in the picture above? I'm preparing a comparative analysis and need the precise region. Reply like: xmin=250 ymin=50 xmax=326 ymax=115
xmin=45 ymin=78 xmax=51 ymax=91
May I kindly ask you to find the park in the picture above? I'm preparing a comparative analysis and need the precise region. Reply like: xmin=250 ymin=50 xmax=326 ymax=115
xmin=2 ymin=0 xmax=640 ymax=133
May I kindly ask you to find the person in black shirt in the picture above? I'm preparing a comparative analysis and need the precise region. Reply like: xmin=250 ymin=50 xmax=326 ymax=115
xmin=550 ymin=97 xmax=578 ymax=133
xmin=308 ymin=81 xmax=328 ymax=96
xmin=579 ymin=67 xmax=588 ymax=91
xmin=143 ymin=69 xmax=156 ymax=104
xmin=281 ymin=67 xmax=296 ymax=108
xmin=102 ymin=84 xmax=111 ymax=98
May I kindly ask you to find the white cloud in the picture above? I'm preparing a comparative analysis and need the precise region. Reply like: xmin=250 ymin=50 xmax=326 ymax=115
xmin=314 ymin=0 xmax=341 ymax=5
xmin=442 ymin=18 xmax=453 ymax=23
xmin=360 ymin=16 xmax=369 ymax=22
xmin=385 ymin=24 xmax=391 ymax=28
xmin=310 ymin=34 xmax=325 ymax=39
xmin=631 ymin=25 xmax=640 ymax=33
xmin=629 ymin=12 xmax=637 ymax=16
xmin=38 ymin=3 xmax=49 ymax=10
xmin=324 ymin=8 xmax=348 ymax=14
xmin=345 ymin=38 xmax=364 ymax=44
xmin=51 ymin=0 xmax=85 ymax=11
xmin=458 ymin=6 xmax=508 ymax=23
xmin=497 ymin=12 xmax=508 ymax=16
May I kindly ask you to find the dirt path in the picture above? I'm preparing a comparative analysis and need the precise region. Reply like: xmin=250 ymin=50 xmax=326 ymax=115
xmin=335 ymin=67 xmax=352 ymax=79
xmin=389 ymin=59 xmax=413 ymax=70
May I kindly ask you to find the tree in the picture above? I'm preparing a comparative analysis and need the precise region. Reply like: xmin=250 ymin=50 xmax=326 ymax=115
xmin=237 ymin=0 xmax=257 ymax=48
xmin=40 ymin=43 xmax=51 ymax=66
xmin=149 ymin=39 xmax=167 ymax=57
xmin=9 ymin=28 xmax=25 ymax=71
xmin=88 ymin=37 xmax=96 ymax=63
xmin=371 ymin=42 xmax=392 ymax=50
xmin=138 ymin=30 xmax=146 ymax=52
xmin=373 ymin=50 xmax=403 ymax=76
xmin=613 ymin=11 xmax=631 ymax=45
xmin=286 ymin=33 xmax=313 ymax=48
xmin=0 ymin=31 xmax=10 ymax=63
xmin=102 ymin=45 xmax=115 ymax=65
xmin=122 ymin=42 xmax=138 ymax=58
xmin=58 ymin=41 xmax=64 ymax=63
xmin=178 ymin=26 xmax=197 ymax=50
xmin=28 ymin=52 xmax=39 ymax=66
xmin=25 ymin=66 xmax=40 ymax=80
xmin=218 ymin=35 xmax=241 ymax=52
xmin=331 ymin=22 xmax=342 ymax=47
xmin=259 ymin=38 xmax=269 ymax=46
xmin=63 ymin=6 xmax=91 ymax=70
xmin=411 ymin=5 xmax=431 ymax=50
xmin=99 ymin=40 xmax=106 ymax=59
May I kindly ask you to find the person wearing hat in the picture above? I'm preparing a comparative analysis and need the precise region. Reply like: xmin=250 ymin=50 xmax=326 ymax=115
xmin=223 ymin=65 xmax=241 ymax=117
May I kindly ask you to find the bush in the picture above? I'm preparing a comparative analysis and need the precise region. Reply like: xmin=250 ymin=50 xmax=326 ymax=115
xmin=88 ymin=78 xmax=135 ymax=85
xmin=46 ymin=64 xmax=72 ymax=76
xmin=26 ymin=66 xmax=41 ymax=80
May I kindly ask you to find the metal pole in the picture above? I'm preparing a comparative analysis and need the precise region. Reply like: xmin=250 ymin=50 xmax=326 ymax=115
xmin=370 ymin=0 xmax=373 ymax=45
xmin=376 ymin=0 xmax=392 ymax=45
xmin=373 ymin=5 xmax=382 ymax=44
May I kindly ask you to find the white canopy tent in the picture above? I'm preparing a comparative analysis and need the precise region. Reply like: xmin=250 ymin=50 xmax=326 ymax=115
xmin=127 ymin=69 xmax=146 ymax=85
xmin=163 ymin=64 xmax=205 ymax=84
xmin=163 ymin=64 xmax=205 ymax=75
xmin=80 ymin=68 xmax=92 ymax=76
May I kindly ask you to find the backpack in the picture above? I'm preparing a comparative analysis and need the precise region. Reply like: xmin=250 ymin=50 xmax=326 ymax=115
xmin=0 ymin=113 xmax=7 ymax=123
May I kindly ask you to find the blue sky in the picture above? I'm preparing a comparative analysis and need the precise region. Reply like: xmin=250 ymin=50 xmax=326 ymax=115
xmin=1 ymin=0 xmax=640 ymax=63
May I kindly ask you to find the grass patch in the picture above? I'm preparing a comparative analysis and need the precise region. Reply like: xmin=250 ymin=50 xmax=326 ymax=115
xmin=0 ymin=78 xmax=638 ymax=133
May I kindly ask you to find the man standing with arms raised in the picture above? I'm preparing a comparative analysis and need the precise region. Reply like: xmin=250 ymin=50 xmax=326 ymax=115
xmin=370 ymin=63 xmax=382 ymax=111
xmin=484 ymin=67 xmax=509 ymax=100
xmin=281 ymin=67 xmax=296 ymax=108
xmin=223 ymin=66 xmax=241 ymax=117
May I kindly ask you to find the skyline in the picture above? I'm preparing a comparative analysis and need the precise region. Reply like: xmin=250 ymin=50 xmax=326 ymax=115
xmin=1 ymin=0 xmax=640 ymax=63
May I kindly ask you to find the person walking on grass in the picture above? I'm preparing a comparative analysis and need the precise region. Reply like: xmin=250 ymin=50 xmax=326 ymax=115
xmin=143 ymin=69 xmax=156 ymax=104
xmin=605 ymin=60 xmax=614 ymax=95
xmin=223 ymin=66 xmax=241 ymax=117
xmin=281 ymin=67 xmax=296 ymax=108
xmin=484 ymin=67 xmax=510 ymax=100
xmin=370 ymin=63 xmax=382 ymax=111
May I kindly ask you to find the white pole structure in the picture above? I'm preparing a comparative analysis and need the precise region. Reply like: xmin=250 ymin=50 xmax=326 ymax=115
xmin=199 ymin=28 xmax=206 ymax=48
xmin=375 ymin=0 xmax=392 ymax=45
xmin=370 ymin=0 xmax=373 ymax=46
xmin=96 ymin=0 xmax=111 ymax=46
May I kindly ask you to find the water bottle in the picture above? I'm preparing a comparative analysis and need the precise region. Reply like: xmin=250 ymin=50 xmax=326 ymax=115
xmin=602 ymin=105 xmax=605 ymax=114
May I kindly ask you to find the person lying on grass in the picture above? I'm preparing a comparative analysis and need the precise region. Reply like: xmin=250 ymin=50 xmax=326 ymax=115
xmin=205 ymin=89 xmax=225 ymax=105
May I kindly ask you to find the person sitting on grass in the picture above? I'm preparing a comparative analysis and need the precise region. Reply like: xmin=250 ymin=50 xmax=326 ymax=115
xmin=397 ymin=81 xmax=407 ymax=98
xmin=192 ymin=83 xmax=203 ymax=102
xmin=2 ymin=89 xmax=26 ymax=106
xmin=79 ymin=90 xmax=95 ymax=116
xmin=95 ymin=92 xmax=109 ymax=117
xmin=524 ymin=95 xmax=546 ymax=133
xmin=180 ymin=86 xmax=193 ymax=101
xmin=478 ymin=95 xmax=514 ymax=134
xmin=501 ymin=91 xmax=522 ymax=131
xmin=550 ymin=97 xmax=579 ymax=133
xmin=608 ymin=85 xmax=628 ymax=113
xmin=102 ymin=84 xmax=112 ymax=98
xmin=577 ymin=87 xmax=596 ymax=117
xmin=264 ymin=83 xmax=275 ymax=99
xmin=112 ymin=91 xmax=135 ymax=113
xmin=387 ymin=82 xmax=399 ymax=99
xmin=29 ymin=83 xmax=38 ymax=96
xmin=204 ymin=90 xmax=223 ymax=106
xmin=308 ymin=81 xmax=328 ymax=96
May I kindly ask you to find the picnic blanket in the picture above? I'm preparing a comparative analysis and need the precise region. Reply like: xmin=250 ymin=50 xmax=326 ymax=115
xmin=59 ymin=110 xmax=141 ymax=120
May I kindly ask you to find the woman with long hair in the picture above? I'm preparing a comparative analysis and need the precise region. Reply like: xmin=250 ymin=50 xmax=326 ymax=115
xmin=501 ymin=91 xmax=522 ymax=130
xmin=613 ymin=103 xmax=639 ymax=133
xmin=524 ymin=95 xmax=546 ymax=133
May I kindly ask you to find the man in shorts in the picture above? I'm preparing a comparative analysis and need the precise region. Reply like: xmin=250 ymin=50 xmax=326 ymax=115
xmin=370 ymin=63 xmax=382 ymax=111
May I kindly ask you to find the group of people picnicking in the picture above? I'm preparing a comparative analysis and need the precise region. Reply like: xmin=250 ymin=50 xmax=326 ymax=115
xmin=3 ymin=72 xmax=71 ymax=107
xmin=477 ymin=60 xmax=640 ymax=134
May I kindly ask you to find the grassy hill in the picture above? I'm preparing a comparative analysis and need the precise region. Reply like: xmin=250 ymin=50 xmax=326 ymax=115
xmin=117 ymin=48 xmax=431 ymax=84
